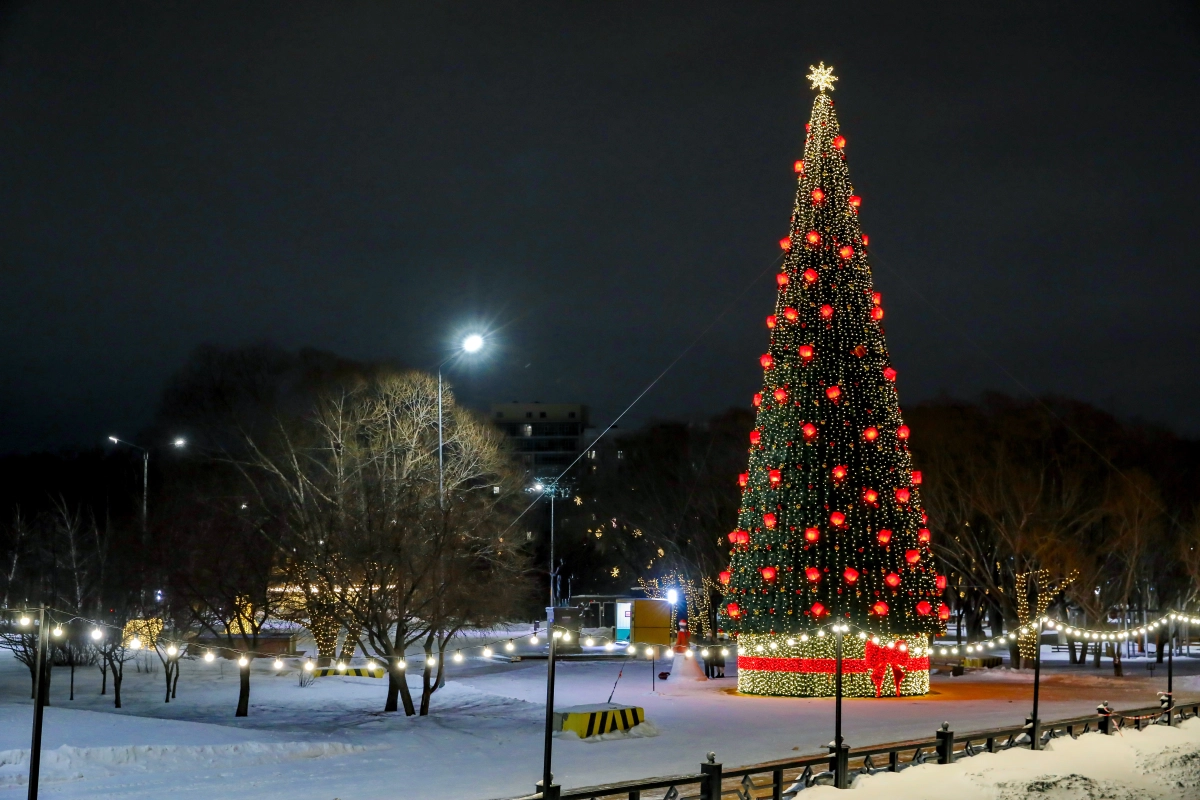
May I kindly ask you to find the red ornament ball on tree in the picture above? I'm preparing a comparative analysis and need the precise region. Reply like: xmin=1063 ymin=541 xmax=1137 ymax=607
xmin=760 ymin=566 xmax=777 ymax=581
xmin=905 ymin=549 xmax=921 ymax=564
xmin=917 ymin=528 xmax=931 ymax=543
xmin=760 ymin=353 xmax=774 ymax=369
xmin=773 ymin=387 xmax=788 ymax=404
xmin=825 ymin=386 xmax=842 ymax=403
xmin=779 ymin=238 xmax=791 ymax=251
xmin=831 ymin=464 xmax=848 ymax=482
xmin=877 ymin=529 xmax=892 ymax=545
xmin=766 ymin=315 xmax=777 ymax=329
xmin=830 ymin=511 xmax=846 ymax=527
xmin=896 ymin=425 xmax=910 ymax=440
xmin=728 ymin=530 xmax=741 ymax=544
xmin=838 ymin=245 xmax=854 ymax=260
xmin=727 ymin=603 xmax=741 ymax=618
xmin=805 ymin=230 xmax=821 ymax=246
xmin=752 ymin=393 xmax=762 ymax=407
xmin=916 ymin=600 xmax=932 ymax=615
xmin=863 ymin=426 xmax=879 ymax=442
xmin=938 ymin=603 xmax=951 ymax=621
xmin=936 ymin=575 xmax=947 ymax=591
xmin=848 ymin=195 xmax=862 ymax=209
xmin=872 ymin=600 xmax=888 ymax=616
xmin=883 ymin=366 xmax=897 ymax=381
xmin=768 ymin=468 xmax=782 ymax=485
xmin=763 ymin=513 xmax=777 ymax=529
xmin=805 ymin=567 xmax=821 ymax=582
xmin=870 ymin=307 xmax=884 ymax=321
xmin=798 ymin=344 xmax=814 ymax=361
xmin=819 ymin=304 xmax=834 ymax=320
xmin=749 ymin=430 xmax=761 ymax=445
xmin=793 ymin=159 xmax=805 ymax=174
xmin=719 ymin=570 xmax=731 ymax=584
xmin=811 ymin=187 xmax=825 ymax=204
xmin=783 ymin=307 xmax=799 ymax=322
xmin=802 ymin=422 xmax=818 ymax=440
xmin=863 ymin=487 xmax=879 ymax=505
xmin=895 ymin=487 xmax=911 ymax=504
xmin=912 ymin=470 xmax=923 ymax=485
xmin=811 ymin=602 xmax=827 ymax=617
xmin=833 ymin=135 xmax=846 ymax=150
xmin=804 ymin=527 xmax=820 ymax=542
xmin=803 ymin=268 xmax=819 ymax=284
xmin=861 ymin=234 xmax=869 ymax=246
xmin=885 ymin=572 xmax=901 ymax=588
xmin=736 ymin=530 xmax=750 ymax=545
xmin=872 ymin=291 xmax=882 ymax=306
xmin=843 ymin=567 xmax=860 ymax=584
xmin=776 ymin=272 xmax=789 ymax=286
xmin=737 ymin=472 xmax=749 ymax=488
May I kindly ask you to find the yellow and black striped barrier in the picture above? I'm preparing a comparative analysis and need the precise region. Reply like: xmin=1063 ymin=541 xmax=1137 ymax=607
xmin=554 ymin=704 xmax=645 ymax=738
xmin=312 ymin=667 xmax=385 ymax=678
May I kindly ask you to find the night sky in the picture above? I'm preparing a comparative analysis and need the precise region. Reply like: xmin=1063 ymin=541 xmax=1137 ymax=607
xmin=2 ymin=2 xmax=1198 ymax=454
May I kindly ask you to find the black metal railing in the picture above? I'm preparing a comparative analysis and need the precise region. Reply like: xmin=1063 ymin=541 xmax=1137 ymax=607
xmin=506 ymin=697 xmax=1199 ymax=800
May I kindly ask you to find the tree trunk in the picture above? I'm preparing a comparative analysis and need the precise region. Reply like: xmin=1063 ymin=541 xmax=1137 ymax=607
xmin=69 ymin=649 xmax=76 ymax=701
xmin=1067 ymin=637 xmax=1077 ymax=664
xmin=1155 ymin=628 xmax=1165 ymax=663
xmin=1112 ymin=641 xmax=1123 ymax=676
xmin=385 ymin=657 xmax=417 ymax=715
xmin=99 ymin=658 xmax=108 ymax=695
xmin=171 ymin=663 xmax=180 ymax=699
xmin=164 ymin=660 xmax=174 ymax=703
xmin=236 ymin=661 xmax=250 ymax=716
xmin=1007 ymin=635 xmax=1021 ymax=669
xmin=112 ymin=663 xmax=123 ymax=709
xmin=1093 ymin=640 xmax=1101 ymax=667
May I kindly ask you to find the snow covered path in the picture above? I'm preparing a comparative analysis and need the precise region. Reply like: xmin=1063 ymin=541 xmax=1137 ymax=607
xmin=0 ymin=642 xmax=1196 ymax=800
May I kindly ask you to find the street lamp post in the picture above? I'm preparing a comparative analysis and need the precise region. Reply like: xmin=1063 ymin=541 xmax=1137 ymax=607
xmin=534 ymin=479 xmax=569 ymax=608
xmin=107 ymin=436 xmax=186 ymax=544
xmin=434 ymin=333 xmax=485 ymax=690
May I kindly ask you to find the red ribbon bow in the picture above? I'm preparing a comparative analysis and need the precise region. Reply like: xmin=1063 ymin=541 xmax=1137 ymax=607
xmin=864 ymin=639 xmax=909 ymax=697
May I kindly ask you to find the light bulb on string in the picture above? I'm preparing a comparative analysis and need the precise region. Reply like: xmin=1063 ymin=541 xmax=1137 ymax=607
xmin=238 ymin=656 xmax=249 ymax=667
xmin=52 ymin=626 xmax=63 ymax=638
xmin=204 ymin=651 xmax=215 ymax=662
xmin=304 ymin=660 xmax=314 ymax=671
xmin=505 ymin=640 xmax=515 ymax=652
xmin=584 ymin=637 xmax=595 ymax=647
xmin=529 ymin=635 xmax=539 ymax=645
xmin=273 ymin=659 xmax=283 ymax=670
xmin=19 ymin=616 xmax=30 ymax=627
xmin=396 ymin=659 xmax=406 ymax=670
xmin=130 ymin=636 xmax=142 ymax=650
xmin=90 ymin=628 xmax=103 ymax=641
xmin=428 ymin=656 xmax=437 ymax=667
xmin=482 ymin=647 xmax=493 ymax=658
xmin=367 ymin=660 xmax=377 ymax=671
xmin=167 ymin=644 xmax=178 ymax=657
xmin=453 ymin=651 xmax=463 ymax=663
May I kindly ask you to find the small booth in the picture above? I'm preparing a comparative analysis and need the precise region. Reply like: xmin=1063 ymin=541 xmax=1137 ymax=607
xmin=574 ymin=594 xmax=672 ymax=646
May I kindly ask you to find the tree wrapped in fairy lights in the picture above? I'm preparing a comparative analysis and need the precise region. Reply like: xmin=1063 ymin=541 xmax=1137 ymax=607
xmin=720 ymin=64 xmax=946 ymax=698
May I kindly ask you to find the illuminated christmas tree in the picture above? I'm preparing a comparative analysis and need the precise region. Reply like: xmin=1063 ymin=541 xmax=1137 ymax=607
xmin=719 ymin=64 xmax=946 ymax=698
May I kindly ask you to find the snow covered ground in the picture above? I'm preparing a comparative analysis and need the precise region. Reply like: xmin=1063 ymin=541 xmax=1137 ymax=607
xmin=0 ymin=631 xmax=1195 ymax=800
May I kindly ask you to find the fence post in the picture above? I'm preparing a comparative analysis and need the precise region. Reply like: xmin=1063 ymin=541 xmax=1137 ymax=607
xmin=1025 ymin=715 xmax=1042 ymax=750
xmin=828 ymin=741 xmax=849 ymax=789
xmin=1158 ymin=691 xmax=1174 ymax=727
xmin=1097 ymin=701 xmax=1114 ymax=735
xmin=936 ymin=722 xmax=955 ymax=765
xmin=700 ymin=753 xmax=722 ymax=800
xmin=535 ymin=780 xmax=560 ymax=800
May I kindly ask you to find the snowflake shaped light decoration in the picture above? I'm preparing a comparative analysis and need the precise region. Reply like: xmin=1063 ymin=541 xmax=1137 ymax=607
xmin=807 ymin=61 xmax=837 ymax=93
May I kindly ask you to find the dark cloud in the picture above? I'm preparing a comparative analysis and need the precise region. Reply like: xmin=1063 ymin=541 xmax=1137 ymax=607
xmin=2 ymin=1 xmax=1198 ymax=452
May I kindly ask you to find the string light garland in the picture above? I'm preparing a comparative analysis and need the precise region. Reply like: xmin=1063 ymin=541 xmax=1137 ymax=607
xmin=719 ymin=64 xmax=942 ymax=697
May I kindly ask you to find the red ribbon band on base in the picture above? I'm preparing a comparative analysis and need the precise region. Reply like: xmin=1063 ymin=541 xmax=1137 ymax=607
xmin=738 ymin=640 xmax=930 ymax=697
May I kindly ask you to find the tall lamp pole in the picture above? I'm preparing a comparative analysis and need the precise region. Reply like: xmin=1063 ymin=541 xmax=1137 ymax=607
xmin=434 ymin=333 xmax=485 ymax=690
xmin=533 ymin=479 xmax=570 ymax=608
xmin=107 ymin=436 xmax=186 ymax=544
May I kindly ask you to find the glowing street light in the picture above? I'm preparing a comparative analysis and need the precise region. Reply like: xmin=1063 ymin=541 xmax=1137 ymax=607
xmin=462 ymin=333 xmax=484 ymax=353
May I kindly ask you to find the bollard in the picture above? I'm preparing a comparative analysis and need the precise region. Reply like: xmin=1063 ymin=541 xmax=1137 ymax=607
xmin=1097 ymin=701 xmax=1115 ymax=735
xmin=935 ymin=722 xmax=955 ymax=765
xmin=700 ymin=753 xmax=722 ymax=800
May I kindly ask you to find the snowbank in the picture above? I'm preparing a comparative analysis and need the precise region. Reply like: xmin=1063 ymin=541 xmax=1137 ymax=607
xmin=805 ymin=717 xmax=1200 ymax=799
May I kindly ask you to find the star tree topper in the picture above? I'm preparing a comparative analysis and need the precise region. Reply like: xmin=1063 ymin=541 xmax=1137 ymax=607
xmin=807 ymin=61 xmax=837 ymax=93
